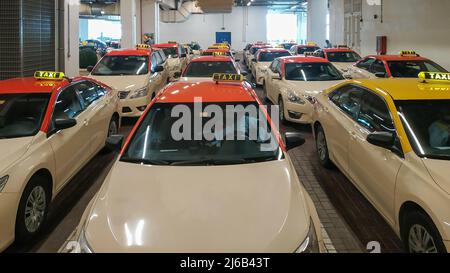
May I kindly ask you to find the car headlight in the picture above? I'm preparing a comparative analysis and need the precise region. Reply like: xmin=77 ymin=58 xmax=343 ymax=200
xmin=129 ymin=87 xmax=149 ymax=99
xmin=0 ymin=175 xmax=9 ymax=192
xmin=295 ymin=219 xmax=319 ymax=253
xmin=287 ymin=91 xmax=306 ymax=105
xmin=77 ymin=228 xmax=94 ymax=253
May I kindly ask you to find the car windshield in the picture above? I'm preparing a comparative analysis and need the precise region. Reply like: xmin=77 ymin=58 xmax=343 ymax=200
xmin=202 ymin=51 xmax=231 ymax=57
xmin=388 ymin=60 xmax=447 ymax=78
xmin=285 ymin=62 xmax=344 ymax=81
xmin=282 ymin=44 xmax=295 ymax=50
xmin=162 ymin=47 xmax=178 ymax=58
xmin=0 ymin=93 xmax=50 ymax=139
xmin=121 ymin=102 xmax=283 ymax=166
xmin=250 ymin=47 xmax=268 ymax=55
xmin=91 ymin=55 xmax=149 ymax=76
xmin=258 ymin=51 xmax=291 ymax=62
xmin=183 ymin=61 xmax=237 ymax=77
xmin=327 ymin=51 xmax=361 ymax=62
xmin=298 ymin=46 xmax=320 ymax=54
xmin=397 ymin=100 xmax=450 ymax=160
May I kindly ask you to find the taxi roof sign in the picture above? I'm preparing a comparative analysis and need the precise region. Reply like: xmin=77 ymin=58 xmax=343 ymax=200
xmin=304 ymin=52 xmax=321 ymax=57
xmin=307 ymin=42 xmax=317 ymax=46
xmin=168 ymin=41 xmax=177 ymax=44
xmin=136 ymin=44 xmax=151 ymax=49
xmin=213 ymin=51 xmax=227 ymax=57
xmin=418 ymin=72 xmax=450 ymax=83
xmin=34 ymin=71 xmax=65 ymax=80
xmin=400 ymin=50 xmax=418 ymax=56
xmin=212 ymin=73 xmax=244 ymax=83
xmin=337 ymin=45 xmax=349 ymax=48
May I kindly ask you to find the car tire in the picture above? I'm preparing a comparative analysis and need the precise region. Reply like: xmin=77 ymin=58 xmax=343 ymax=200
xmin=15 ymin=176 xmax=50 ymax=244
xmin=315 ymin=125 xmax=333 ymax=168
xmin=402 ymin=210 xmax=447 ymax=253
xmin=262 ymin=81 xmax=269 ymax=102
xmin=278 ymin=97 xmax=287 ymax=125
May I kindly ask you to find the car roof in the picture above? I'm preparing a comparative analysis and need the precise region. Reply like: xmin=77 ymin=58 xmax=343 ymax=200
xmin=106 ymin=48 xmax=152 ymax=56
xmin=365 ymin=54 xmax=428 ymax=61
xmin=346 ymin=78 xmax=450 ymax=101
xmin=156 ymin=81 xmax=256 ymax=103
xmin=203 ymin=48 xmax=231 ymax=52
xmin=296 ymin=44 xmax=320 ymax=48
xmin=153 ymin=43 xmax=178 ymax=48
xmin=190 ymin=56 xmax=233 ymax=62
xmin=0 ymin=77 xmax=70 ymax=94
xmin=257 ymin=48 xmax=290 ymax=53
xmin=279 ymin=56 xmax=329 ymax=64
xmin=323 ymin=48 xmax=355 ymax=53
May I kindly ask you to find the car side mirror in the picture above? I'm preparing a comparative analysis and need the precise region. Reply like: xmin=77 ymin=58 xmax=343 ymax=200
xmin=153 ymin=65 xmax=164 ymax=73
xmin=367 ymin=131 xmax=395 ymax=150
xmin=272 ymin=73 xmax=281 ymax=80
xmin=106 ymin=135 xmax=124 ymax=152
xmin=235 ymin=58 xmax=241 ymax=62
xmin=285 ymin=132 xmax=306 ymax=151
xmin=374 ymin=72 xmax=387 ymax=78
xmin=173 ymin=71 xmax=182 ymax=78
xmin=180 ymin=53 xmax=187 ymax=58
xmin=54 ymin=117 xmax=77 ymax=131
xmin=252 ymin=58 xmax=256 ymax=62
xmin=241 ymin=71 xmax=248 ymax=76
xmin=86 ymin=66 xmax=94 ymax=72
xmin=343 ymin=73 xmax=353 ymax=79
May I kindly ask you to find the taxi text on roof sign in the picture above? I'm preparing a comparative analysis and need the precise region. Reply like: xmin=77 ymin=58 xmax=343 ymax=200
xmin=34 ymin=71 xmax=65 ymax=80
xmin=418 ymin=72 xmax=450 ymax=83
xmin=213 ymin=51 xmax=227 ymax=57
xmin=400 ymin=50 xmax=418 ymax=56
xmin=136 ymin=44 xmax=151 ymax=49
xmin=212 ymin=73 xmax=244 ymax=82
xmin=305 ymin=52 xmax=321 ymax=57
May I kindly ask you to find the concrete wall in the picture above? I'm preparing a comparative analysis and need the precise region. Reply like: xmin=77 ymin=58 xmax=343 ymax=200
xmin=63 ymin=0 xmax=80 ymax=77
xmin=307 ymin=0 xmax=328 ymax=47
xmin=159 ymin=6 xmax=268 ymax=50
xmin=327 ymin=0 xmax=450 ymax=70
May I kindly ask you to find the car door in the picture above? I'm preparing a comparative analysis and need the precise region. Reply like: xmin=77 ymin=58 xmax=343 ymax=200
xmin=348 ymin=90 xmax=403 ymax=224
xmin=75 ymin=81 xmax=110 ymax=154
xmin=47 ymin=85 xmax=91 ymax=190
xmin=324 ymin=85 xmax=364 ymax=175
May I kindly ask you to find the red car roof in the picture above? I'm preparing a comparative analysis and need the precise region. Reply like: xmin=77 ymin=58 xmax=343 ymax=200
xmin=0 ymin=77 xmax=69 ymax=94
xmin=157 ymin=81 xmax=255 ymax=103
xmin=323 ymin=48 xmax=355 ymax=53
xmin=190 ymin=56 xmax=233 ymax=62
xmin=106 ymin=48 xmax=152 ymax=56
xmin=153 ymin=43 xmax=178 ymax=48
xmin=280 ymin=56 xmax=329 ymax=64
xmin=366 ymin=54 xmax=428 ymax=61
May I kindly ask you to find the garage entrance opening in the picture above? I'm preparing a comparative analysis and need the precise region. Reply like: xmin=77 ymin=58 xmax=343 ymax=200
xmin=266 ymin=13 xmax=297 ymax=45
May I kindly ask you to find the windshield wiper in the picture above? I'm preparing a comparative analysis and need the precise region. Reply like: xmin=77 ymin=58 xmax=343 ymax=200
xmin=120 ymin=157 xmax=171 ymax=165
xmin=171 ymin=159 xmax=249 ymax=166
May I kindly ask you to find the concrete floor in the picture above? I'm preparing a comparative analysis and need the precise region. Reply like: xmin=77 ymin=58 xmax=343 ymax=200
xmin=5 ymin=58 xmax=404 ymax=253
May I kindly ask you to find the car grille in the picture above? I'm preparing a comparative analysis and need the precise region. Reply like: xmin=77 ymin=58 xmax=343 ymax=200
xmin=118 ymin=91 xmax=130 ymax=99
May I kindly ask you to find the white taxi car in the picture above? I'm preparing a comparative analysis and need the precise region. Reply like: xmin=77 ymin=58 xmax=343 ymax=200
xmin=72 ymin=74 xmax=325 ymax=253
xmin=263 ymin=56 xmax=345 ymax=124
xmin=153 ymin=42 xmax=189 ymax=80
xmin=0 ymin=71 xmax=119 ymax=251
xmin=312 ymin=72 xmax=450 ymax=253
xmin=314 ymin=46 xmax=362 ymax=73
xmin=251 ymin=48 xmax=291 ymax=86
xmin=88 ymin=45 xmax=168 ymax=118
xmin=290 ymin=43 xmax=321 ymax=56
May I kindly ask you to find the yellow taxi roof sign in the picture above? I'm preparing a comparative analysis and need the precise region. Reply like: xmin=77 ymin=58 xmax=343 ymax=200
xmin=337 ymin=45 xmax=349 ymax=48
xmin=213 ymin=51 xmax=227 ymax=57
xmin=34 ymin=71 xmax=65 ymax=80
xmin=213 ymin=73 xmax=244 ymax=83
xmin=418 ymin=72 xmax=450 ymax=83
xmin=400 ymin=50 xmax=418 ymax=56
xmin=136 ymin=44 xmax=151 ymax=49
xmin=168 ymin=41 xmax=177 ymax=44
xmin=307 ymin=42 xmax=317 ymax=46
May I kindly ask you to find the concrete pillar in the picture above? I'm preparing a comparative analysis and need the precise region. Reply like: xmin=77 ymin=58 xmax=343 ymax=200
xmin=329 ymin=0 xmax=345 ymax=46
xmin=307 ymin=0 xmax=328 ymax=47
xmin=62 ymin=0 xmax=80 ymax=77
xmin=141 ymin=0 xmax=160 ymax=43
xmin=120 ymin=0 xmax=137 ymax=49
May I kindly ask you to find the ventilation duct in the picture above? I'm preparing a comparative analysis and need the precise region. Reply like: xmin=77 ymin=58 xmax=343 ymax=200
xmin=160 ymin=1 xmax=203 ymax=23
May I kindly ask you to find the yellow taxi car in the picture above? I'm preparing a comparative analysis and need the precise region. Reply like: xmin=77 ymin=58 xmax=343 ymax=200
xmin=263 ymin=56 xmax=345 ymax=124
xmin=312 ymin=72 xmax=450 ymax=253
xmin=153 ymin=41 xmax=189 ymax=80
xmin=347 ymin=50 xmax=448 ymax=79
xmin=0 ymin=71 xmax=119 ymax=251
xmin=88 ymin=44 xmax=168 ymax=118
xmin=177 ymin=54 xmax=245 ymax=82
xmin=250 ymin=48 xmax=291 ymax=86
xmin=72 ymin=74 xmax=324 ymax=253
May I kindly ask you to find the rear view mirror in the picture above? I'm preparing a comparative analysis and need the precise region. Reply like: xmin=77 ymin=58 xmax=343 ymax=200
xmin=180 ymin=53 xmax=187 ymax=58
xmin=235 ymin=58 xmax=241 ymax=62
xmin=374 ymin=72 xmax=387 ymax=78
xmin=285 ymin=132 xmax=306 ymax=151
xmin=54 ymin=118 xmax=77 ymax=131
xmin=173 ymin=71 xmax=182 ymax=78
xmin=272 ymin=73 xmax=281 ymax=80
xmin=367 ymin=131 xmax=395 ymax=150
xmin=106 ymin=135 xmax=124 ymax=152
xmin=241 ymin=71 xmax=248 ymax=76
xmin=153 ymin=65 xmax=164 ymax=73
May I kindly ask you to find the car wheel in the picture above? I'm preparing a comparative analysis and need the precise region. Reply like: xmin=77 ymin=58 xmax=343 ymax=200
xmin=108 ymin=117 xmax=119 ymax=137
xmin=315 ymin=125 xmax=332 ymax=168
xmin=262 ymin=81 xmax=269 ymax=102
xmin=403 ymin=211 xmax=447 ymax=253
xmin=15 ymin=177 xmax=50 ymax=243
xmin=278 ymin=97 xmax=287 ymax=124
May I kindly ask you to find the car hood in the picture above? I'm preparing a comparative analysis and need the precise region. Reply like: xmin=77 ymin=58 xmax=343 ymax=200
xmin=85 ymin=160 xmax=310 ymax=252
xmin=256 ymin=62 xmax=271 ymax=68
xmin=178 ymin=77 xmax=211 ymax=82
xmin=331 ymin=62 xmax=355 ymax=72
xmin=285 ymin=80 xmax=344 ymax=96
xmin=0 ymin=136 xmax=33 ymax=174
xmin=88 ymin=75 xmax=148 ymax=91
xmin=167 ymin=58 xmax=180 ymax=67
xmin=422 ymin=158 xmax=450 ymax=195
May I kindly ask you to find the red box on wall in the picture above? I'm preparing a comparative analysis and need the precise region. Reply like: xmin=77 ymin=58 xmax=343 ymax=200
xmin=377 ymin=36 xmax=387 ymax=55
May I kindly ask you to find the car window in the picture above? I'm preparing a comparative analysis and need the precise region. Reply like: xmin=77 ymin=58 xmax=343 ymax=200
xmin=357 ymin=58 xmax=376 ymax=70
xmin=276 ymin=60 xmax=283 ymax=75
xmin=151 ymin=54 xmax=158 ymax=72
xmin=387 ymin=60 xmax=447 ymax=78
xmin=298 ymin=46 xmax=320 ymax=55
xmin=154 ymin=52 xmax=163 ymax=65
xmin=315 ymin=50 xmax=325 ymax=58
xmin=270 ymin=59 xmax=279 ymax=73
xmin=95 ymin=83 xmax=107 ymax=97
xmin=331 ymin=85 xmax=363 ymax=120
xmin=370 ymin=60 xmax=387 ymax=74
xmin=358 ymin=91 xmax=394 ymax=132
xmin=74 ymin=81 xmax=99 ymax=107
xmin=257 ymin=51 xmax=291 ymax=62
xmin=284 ymin=62 xmax=344 ymax=81
xmin=53 ymin=87 xmax=83 ymax=120
xmin=158 ymin=51 xmax=167 ymax=63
